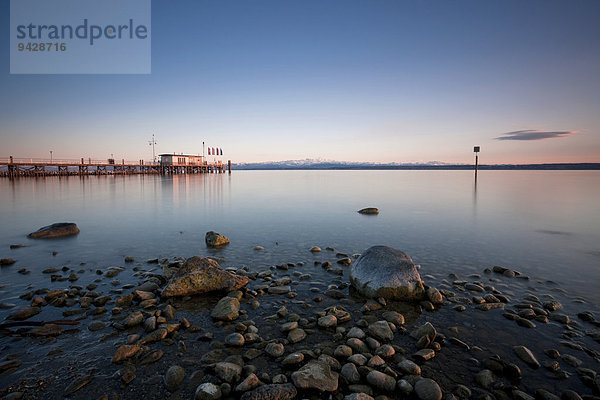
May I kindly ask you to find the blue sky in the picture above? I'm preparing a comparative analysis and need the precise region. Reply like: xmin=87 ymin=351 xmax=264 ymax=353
xmin=1 ymin=0 xmax=599 ymax=164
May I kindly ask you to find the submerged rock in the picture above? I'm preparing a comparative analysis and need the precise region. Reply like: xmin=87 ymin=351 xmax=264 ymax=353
xmin=162 ymin=257 xmax=248 ymax=297
xmin=27 ymin=222 xmax=79 ymax=239
xmin=211 ymin=296 xmax=241 ymax=321
xmin=7 ymin=306 xmax=41 ymax=320
xmin=349 ymin=246 xmax=425 ymax=300
xmin=205 ymin=231 xmax=230 ymax=247
xmin=514 ymin=345 xmax=540 ymax=368
xmin=112 ymin=344 xmax=141 ymax=363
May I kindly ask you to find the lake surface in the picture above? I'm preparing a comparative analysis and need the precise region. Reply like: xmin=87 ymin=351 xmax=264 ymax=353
xmin=2 ymin=169 xmax=600 ymax=399
xmin=1 ymin=170 xmax=599 ymax=306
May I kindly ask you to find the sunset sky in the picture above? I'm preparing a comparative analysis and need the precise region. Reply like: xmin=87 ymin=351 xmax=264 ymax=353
xmin=1 ymin=0 xmax=599 ymax=164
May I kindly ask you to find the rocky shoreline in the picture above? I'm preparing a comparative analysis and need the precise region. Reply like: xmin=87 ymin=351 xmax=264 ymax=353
xmin=1 ymin=239 xmax=600 ymax=400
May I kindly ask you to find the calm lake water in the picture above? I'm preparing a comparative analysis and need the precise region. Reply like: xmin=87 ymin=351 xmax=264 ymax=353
xmin=1 ymin=170 xmax=600 ymax=308
xmin=2 ymin=169 xmax=600 ymax=398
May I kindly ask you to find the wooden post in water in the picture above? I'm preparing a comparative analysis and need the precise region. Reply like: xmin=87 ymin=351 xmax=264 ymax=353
xmin=474 ymin=146 xmax=480 ymax=177
xmin=228 ymin=160 xmax=231 ymax=173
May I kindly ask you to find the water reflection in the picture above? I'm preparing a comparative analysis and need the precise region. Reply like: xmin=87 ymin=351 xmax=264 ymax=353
xmin=0 ymin=170 xmax=599 ymax=302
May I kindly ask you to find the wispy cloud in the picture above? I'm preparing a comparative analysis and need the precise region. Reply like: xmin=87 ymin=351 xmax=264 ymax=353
xmin=496 ymin=130 xmax=578 ymax=141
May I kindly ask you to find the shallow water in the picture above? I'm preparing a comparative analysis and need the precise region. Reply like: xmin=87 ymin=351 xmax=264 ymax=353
xmin=1 ymin=170 xmax=600 ymax=398
xmin=1 ymin=170 xmax=599 ymax=304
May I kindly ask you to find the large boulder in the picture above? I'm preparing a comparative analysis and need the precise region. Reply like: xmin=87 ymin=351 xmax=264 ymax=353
xmin=28 ymin=223 xmax=79 ymax=239
xmin=350 ymin=246 xmax=425 ymax=300
xmin=162 ymin=257 xmax=248 ymax=297
xmin=205 ymin=231 xmax=230 ymax=247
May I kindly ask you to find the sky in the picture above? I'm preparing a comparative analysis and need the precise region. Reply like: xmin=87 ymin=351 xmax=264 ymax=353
xmin=1 ymin=0 xmax=599 ymax=164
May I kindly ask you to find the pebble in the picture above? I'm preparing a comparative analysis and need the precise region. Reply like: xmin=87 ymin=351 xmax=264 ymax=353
xmin=412 ymin=349 xmax=435 ymax=361
xmin=287 ymin=328 xmax=307 ymax=343
xmin=88 ymin=321 xmax=106 ymax=331
xmin=282 ymin=352 xmax=304 ymax=367
xmin=535 ymin=389 xmax=561 ymax=400
xmin=544 ymin=301 xmax=562 ymax=311
xmin=334 ymin=345 xmax=353 ymax=358
xmin=344 ymin=338 xmax=367 ymax=354
xmin=368 ymin=320 xmax=394 ymax=341
xmin=397 ymin=359 xmax=421 ymax=375
xmin=240 ymin=383 xmax=297 ymax=400
xmin=268 ymin=286 xmax=291 ymax=295
xmin=225 ymin=333 xmax=245 ymax=347
xmin=367 ymin=355 xmax=385 ymax=368
xmin=195 ymin=382 xmax=222 ymax=400
xmin=215 ymin=362 xmax=242 ymax=383
xmin=550 ymin=313 xmax=570 ymax=324
xmin=376 ymin=344 xmax=395 ymax=358
xmin=164 ymin=365 xmax=186 ymax=390
xmin=235 ymin=373 xmax=261 ymax=392
xmin=341 ymin=362 xmax=361 ymax=383
xmin=265 ymin=343 xmax=285 ymax=358
xmin=344 ymin=394 xmax=374 ymax=400
xmin=318 ymin=315 xmax=337 ymax=328
xmin=7 ymin=306 xmax=41 ymax=320
xmin=347 ymin=327 xmax=366 ymax=339
xmin=414 ymin=378 xmax=442 ymax=400
xmin=382 ymin=311 xmax=405 ymax=325
xmin=475 ymin=369 xmax=495 ymax=389
xmin=366 ymin=370 xmax=396 ymax=392
xmin=513 ymin=345 xmax=540 ymax=368
xmin=139 ymin=350 xmax=164 ymax=365
xmin=562 ymin=354 xmax=582 ymax=367
xmin=348 ymin=354 xmax=367 ymax=366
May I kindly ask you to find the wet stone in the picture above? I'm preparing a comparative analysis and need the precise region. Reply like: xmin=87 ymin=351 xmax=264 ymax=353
xmin=195 ymin=382 xmax=222 ymax=400
xmin=414 ymin=378 xmax=443 ymax=400
xmin=544 ymin=301 xmax=562 ymax=312
xmin=215 ymin=362 xmax=242 ymax=383
xmin=265 ymin=343 xmax=285 ymax=358
xmin=291 ymin=360 xmax=339 ymax=392
xmin=165 ymin=365 xmax=186 ymax=391
xmin=225 ymin=333 xmax=245 ymax=347
xmin=366 ymin=370 xmax=396 ymax=392
xmin=475 ymin=369 xmax=495 ymax=390
xmin=282 ymin=352 xmax=304 ymax=367
xmin=341 ymin=363 xmax=361 ymax=383
xmin=239 ymin=383 xmax=297 ymax=400
xmin=412 ymin=349 xmax=435 ymax=361
xmin=88 ymin=321 xmax=106 ymax=331
xmin=397 ymin=359 xmax=421 ymax=375
xmin=513 ymin=345 xmax=540 ymax=368
xmin=287 ymin=328 xmax=307 ymax=343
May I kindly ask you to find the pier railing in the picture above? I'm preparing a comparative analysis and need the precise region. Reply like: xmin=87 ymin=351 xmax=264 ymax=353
xmin=0 ymin=156 xmax=230 ymax=177
xmin=0 ymin=157 xmax=160 ymax=165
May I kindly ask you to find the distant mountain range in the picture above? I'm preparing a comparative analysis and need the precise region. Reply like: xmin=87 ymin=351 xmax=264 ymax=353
xmin=232 ymin=159 xmax=600 ymax=170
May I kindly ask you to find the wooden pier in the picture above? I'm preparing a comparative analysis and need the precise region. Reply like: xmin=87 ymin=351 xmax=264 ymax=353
xmin=0 ymin=156 xmax=230 ymax=177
